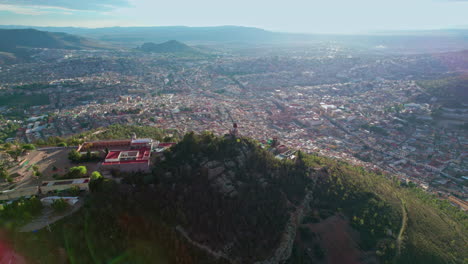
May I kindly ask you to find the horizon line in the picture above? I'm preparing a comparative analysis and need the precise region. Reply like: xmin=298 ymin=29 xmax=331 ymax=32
xmin=1 ymin=24 xmax=468 ymax=36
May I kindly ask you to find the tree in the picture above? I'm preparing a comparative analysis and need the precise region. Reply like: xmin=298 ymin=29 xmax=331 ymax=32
xmin=57 ymin=142 xmax=68 ymax=147
xmin=27 ymin=196 xmax=43 ymax=215
xmin=90 ymin=171 xmax=102 ymax=180
xmin=22 ymin=144 xmax=36 ymax=151
xmin=90 ymin=171 xmax=104 ymax=192
xmin=295 ymin=151 xmax=307 ymax=170
xmin=7 ymin=148 xmax=23 ymax=162
xmin=86 ymin=150 xmax=92 ymax=160
xmin=0 ymin=197 xmax=43 ymax=226
xmin=51 ymin=198 xmax=69 ymax=213
xmin=0 ymin=166 xmax=8 ymax=179
xmin=68 ymin=149 xmax=101 ymax=163
xmin=68 ymin=150 xmax=82 ymax=162
xmin=69 ymin=166 xmax=87 ymax=178
xmin=32 ymin=165 xmax=41 ymax=177
xmin=68 ymin=137 xmax=83 ymax=146
xmin=68 ymin=186 xmax=81 ymax=196
xmin=35 ymin=139 xmax=46 ymax=146
xmin=163 ymin=136 xmax=174 ymax=142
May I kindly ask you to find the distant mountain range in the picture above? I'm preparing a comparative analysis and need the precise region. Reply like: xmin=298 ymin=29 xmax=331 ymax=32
xmin=0 ymin=26 xmax=280 ymax=45
xmin=0 ymin=28 xmax=108 ymax=58
xmin=138 ymin=40 xmax=199 ymax=54
xmin=0 ymin=28 xmax=111 ymax=64
xmin=1 ymin=25 xmax=468 ymax=53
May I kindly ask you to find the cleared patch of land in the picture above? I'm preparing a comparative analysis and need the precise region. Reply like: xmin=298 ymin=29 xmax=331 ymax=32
xmin=2 ymin=148 xmax=99 ymax=191
xmin=306 ymin=214 xmax=370 ymax=264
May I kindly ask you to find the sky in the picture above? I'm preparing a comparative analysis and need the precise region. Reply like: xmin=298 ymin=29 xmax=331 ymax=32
xmin=0 ymin=0 xmax=467 ymax=33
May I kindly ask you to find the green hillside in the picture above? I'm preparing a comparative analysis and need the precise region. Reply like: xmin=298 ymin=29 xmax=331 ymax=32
xmin=0 ymin=51 xmax=17 ymax=64
xmin=0 ymin=29 xmax=110 ymax=55
xmin=138 ymin=40 xmax=198 ymax=53
xmin=417 ymin=74 xmax=468 ymax=107
xmin=3 ymin=132 xmax=467 ymax=263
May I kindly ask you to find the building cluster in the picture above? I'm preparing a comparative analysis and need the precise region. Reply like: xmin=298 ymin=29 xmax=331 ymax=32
xmin=78 ymin=136 xmax=162 ymax=172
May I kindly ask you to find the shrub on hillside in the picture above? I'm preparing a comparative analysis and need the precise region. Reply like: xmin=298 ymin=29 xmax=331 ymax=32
xmin=89 ymin=171 xmax=103 ymax=192
xmin=51 ymin=199 xmax=69 ymax=213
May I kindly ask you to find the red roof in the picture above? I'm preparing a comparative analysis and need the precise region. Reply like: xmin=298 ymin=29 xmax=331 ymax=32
xmin=105 ymin=151 xmax=120 ymax=160
xmin=103 ymin=148 xmax=151 ymax=166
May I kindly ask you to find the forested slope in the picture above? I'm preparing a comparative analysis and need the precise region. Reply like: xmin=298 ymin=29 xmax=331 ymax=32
xmin=4 ymin=132 xmax=467 ymax=264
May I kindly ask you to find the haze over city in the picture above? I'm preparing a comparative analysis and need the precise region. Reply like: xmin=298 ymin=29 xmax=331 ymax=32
xmin=1 ymin=0 xmax=468 ymax=33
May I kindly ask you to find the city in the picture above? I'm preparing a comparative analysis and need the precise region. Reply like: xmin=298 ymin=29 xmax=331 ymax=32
xmin=0 ymin=9 xmax=467 ymax=261
xmin=1 ymin=47 xmax=466 ymax=202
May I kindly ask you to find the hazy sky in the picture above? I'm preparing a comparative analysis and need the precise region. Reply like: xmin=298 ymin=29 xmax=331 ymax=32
xmin=0 ymin=0 xmax=467 ymax=33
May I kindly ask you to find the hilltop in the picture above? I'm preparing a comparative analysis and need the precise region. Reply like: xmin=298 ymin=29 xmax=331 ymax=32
xmin=4 ymin=132 xmax=468 ymax=264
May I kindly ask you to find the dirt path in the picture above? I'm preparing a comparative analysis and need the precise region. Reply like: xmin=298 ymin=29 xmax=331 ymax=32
xmin=255 ymin=190 xmax=314 ymax=264
xmin=175 ymin=225 xmax=234 ymax=264
xmin=19 ymin=199 xmax=84 ymax=232
xmin=396 ymin=199 xmax=408 ymax=257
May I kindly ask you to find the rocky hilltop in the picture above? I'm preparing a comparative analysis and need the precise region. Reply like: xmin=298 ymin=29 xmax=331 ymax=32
xmin=154 ymin=132 xmax=313 ymax=263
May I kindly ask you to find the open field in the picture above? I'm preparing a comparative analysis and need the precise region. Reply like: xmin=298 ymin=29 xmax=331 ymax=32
xmin=2 ymin=148 xmax=99 ymax=191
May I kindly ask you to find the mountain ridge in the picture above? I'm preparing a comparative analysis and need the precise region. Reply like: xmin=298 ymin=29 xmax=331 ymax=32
xmin=0 ymin=28 xmax=110 ymax=54
xmin=138 ymin=40 xmax=199 ymax=54
xmin=1 ymin=25 xmax=467 ymax=53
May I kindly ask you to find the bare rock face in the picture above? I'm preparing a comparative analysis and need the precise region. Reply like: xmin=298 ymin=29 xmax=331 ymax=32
xmin=208 ymin=166 xmax=225 ymax=179
xmin=259 ymin=177 xmax=268 ymax=188
xmin=182 ymin=164 xmax=192 ymax=171
xmin=205 ymin=165 xmax=239 ymax=197
xmin=225 ymin=170 xmax=236 ymax=180
xmin=204 ymin=160 xmax=223 ymax=169
xmin=225 ymin=160 xmax=236 ymax=168
xmin=212 ymin=174 xmax=236 ymax=196
xmin=235 ymin=155 xmax=245 ymax=168
xmin=201 ymin=157 xmax=241 ymax=197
